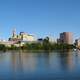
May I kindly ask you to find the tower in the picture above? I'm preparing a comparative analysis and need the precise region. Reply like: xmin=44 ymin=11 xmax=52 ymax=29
xmin=59 ymin=32 xmax=73 ymax=44
xmin=12 ymin=28 xmax=16 ymax=38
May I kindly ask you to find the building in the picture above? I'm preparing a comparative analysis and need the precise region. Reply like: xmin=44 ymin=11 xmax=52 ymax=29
xmin=12 ymin=28 xmax=16 ymax=38
xmin=49 ymin=36 xmax=56 ymax=43
xmin=9 ymin=29 xmax=36 ymax=42
xmin=9 ymin=28 xmax=19 ymax=41
xmin=19 ymin=32 xmax=36 ymax=42
xmin=8 ymin=29 xmax=37 ymax=46
xmin=75 ymin=38 xmax=80 ymax=47
xmin=57 ymin=32 xmax=73 ymax=44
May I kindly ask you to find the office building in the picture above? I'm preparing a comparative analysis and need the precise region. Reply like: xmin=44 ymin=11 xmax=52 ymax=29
xmin=57 ymin=32 xmax=73 ymax=44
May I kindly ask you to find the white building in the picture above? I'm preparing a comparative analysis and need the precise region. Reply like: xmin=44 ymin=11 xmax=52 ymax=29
xmin=75 ymin=38 xmax=80 ymax=47
xmin=9 ymin=29 xmax=37 ymax=42
xmin=20 ymin=32 xmax=36 ymax=42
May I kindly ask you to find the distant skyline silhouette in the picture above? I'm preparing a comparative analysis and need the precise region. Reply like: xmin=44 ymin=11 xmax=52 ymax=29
xmin=0 ymin=0 xmax=80 ymax=40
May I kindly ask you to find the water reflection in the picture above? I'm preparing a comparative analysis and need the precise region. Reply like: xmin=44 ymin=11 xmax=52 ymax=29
xmin=11 ymin=51 xmax=23 ymax=74
xmin=58 ymin=50 xmax=74 ymax=71
xmin=10 ymin=51 xmax=37 ymax=73
xmin=0 ymin=50 xmax=79 ymax=79
xmin=9 ymin=50 xmax=75 ymax=73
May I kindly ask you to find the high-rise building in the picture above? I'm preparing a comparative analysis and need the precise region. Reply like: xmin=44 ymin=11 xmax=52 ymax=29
xmin=12 ymin=28 xmax=16 ymax=38
xmin=57 ymin=32 xmax=73 ymax=44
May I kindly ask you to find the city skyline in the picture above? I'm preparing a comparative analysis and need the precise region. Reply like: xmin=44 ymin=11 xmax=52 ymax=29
xmin=0 ymin=27 xmax=79 ymax=41
xmin=0 ymin=0 xmax=80 ymax=39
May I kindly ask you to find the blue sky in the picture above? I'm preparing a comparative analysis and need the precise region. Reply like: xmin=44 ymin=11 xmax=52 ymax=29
xmin=0 ymin=0 xmax=80 ymax=40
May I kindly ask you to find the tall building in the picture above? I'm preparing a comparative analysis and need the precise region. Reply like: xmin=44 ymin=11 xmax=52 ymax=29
xmin=57 ymin=32 xmax=73 ymax=44
xmin=12 ymin=28 xmax=17 ymax=38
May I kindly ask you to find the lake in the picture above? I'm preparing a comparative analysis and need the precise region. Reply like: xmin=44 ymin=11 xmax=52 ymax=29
xmin=0 ymin=50 xmax=80 ymax=80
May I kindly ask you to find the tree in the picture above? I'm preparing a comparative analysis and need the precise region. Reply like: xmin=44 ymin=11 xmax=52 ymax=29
xmin=43 ymin=37 xmax=51 ymax=50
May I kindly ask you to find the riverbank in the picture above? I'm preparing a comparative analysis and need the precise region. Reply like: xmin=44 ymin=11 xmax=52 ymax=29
xmin=0 ymin=42 xmax=75 ymax=52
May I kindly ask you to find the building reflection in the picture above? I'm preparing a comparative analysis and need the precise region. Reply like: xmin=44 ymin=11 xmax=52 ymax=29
xmin=10 ymin=51 xmax=23 ymax=74
xmin=22 ymin=51 xmax=37 ymax=72
xmin=10 ymin=51 xmax=37 ymax=74
xmin=9 ymin=50 xmax=77 ymax=74
xmin=10 ymin=50 xmax=51 ymax=74
xmin=58 ymin=50 xmax=74 ymax=71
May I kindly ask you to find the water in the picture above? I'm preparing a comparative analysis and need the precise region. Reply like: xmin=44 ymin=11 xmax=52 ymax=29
xmin=0 ymin=50 xmax=80 ymax=80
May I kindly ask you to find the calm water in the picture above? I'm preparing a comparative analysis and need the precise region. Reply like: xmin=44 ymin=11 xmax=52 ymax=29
xmin=0 ymin=50 xmax=80 ymax=80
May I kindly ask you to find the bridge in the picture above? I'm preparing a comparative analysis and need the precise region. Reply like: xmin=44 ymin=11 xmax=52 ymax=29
xmin=0 ymin=40 xmax=20 ymax=45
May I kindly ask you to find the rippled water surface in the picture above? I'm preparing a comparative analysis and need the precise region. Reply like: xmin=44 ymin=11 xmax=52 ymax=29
xmin=0 ymin=50 xmax=80 ymax=80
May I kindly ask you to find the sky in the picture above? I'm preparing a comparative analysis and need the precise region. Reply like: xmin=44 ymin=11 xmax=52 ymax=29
xmin=0 ymin=0 xmax=80 ymax=40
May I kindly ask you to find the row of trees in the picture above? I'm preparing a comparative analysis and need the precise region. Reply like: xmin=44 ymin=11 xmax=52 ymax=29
xmin=23 ymin=37 xmax=74 ymax=50
xmin=0 ymin=37 xmax=75 ymax=51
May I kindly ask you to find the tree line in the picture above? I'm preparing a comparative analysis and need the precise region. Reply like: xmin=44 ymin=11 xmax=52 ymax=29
xmin=0 ymin=37 xmax=75 ymax=51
